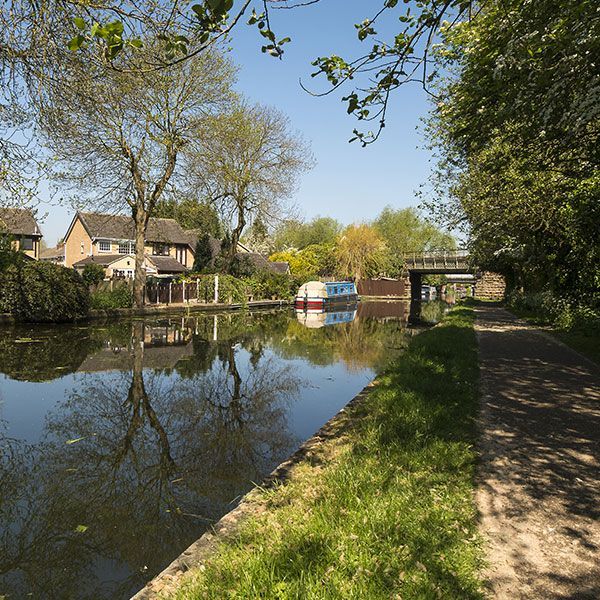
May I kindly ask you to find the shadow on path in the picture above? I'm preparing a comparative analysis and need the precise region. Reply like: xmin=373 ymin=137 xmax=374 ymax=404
xmin=475 ymin=306 xmax=600 ymax=599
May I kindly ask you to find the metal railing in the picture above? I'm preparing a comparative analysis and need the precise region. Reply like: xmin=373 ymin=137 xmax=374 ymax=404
xmin=402 ymin=250 xmax=470 ymax=270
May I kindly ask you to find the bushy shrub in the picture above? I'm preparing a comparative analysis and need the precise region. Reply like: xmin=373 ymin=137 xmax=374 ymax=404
xmin=244 ymin=270 xmax=296 ymax=300
xmin=191 ymin=273 xmax=248 ymax=304
xmin=193 ymin=234 xmax=214 ymax=272
xmin=0 ymin=234 xmax=25 ymax=272
xmin=506 ymin=290 xmax=600 ymax=334
xmin=0 ymin=261 xmax=89 ymax=322
xmin=183 ymin=271 xmax=295 ymax=304
xmin=90 ymin=285 xmax=133 ymax=309
xmin=269 ymin=243 xmax=335 ymax=282
xmin=81 ymin=263 xmax=106 ymax=287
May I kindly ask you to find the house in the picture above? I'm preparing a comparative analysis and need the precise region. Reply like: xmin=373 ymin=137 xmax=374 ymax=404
xmin=205 ymin=238 xmax=290 ymax=275
xmin=0 ymin=207 xmax=42 ymax=260
xmin=243 ymin=252 xmax=290 ymax=275
xmin=63 ymin=210 xmax=289 ymax=279
xmin=39 ymin=243 xmax=66 ymax=265
xmin=64 ymin=211 xmax=199 ymax=277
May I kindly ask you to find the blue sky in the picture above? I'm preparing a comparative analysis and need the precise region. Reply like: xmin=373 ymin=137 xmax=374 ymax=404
xmin=40 ymin=1 xmax=435 ymax=245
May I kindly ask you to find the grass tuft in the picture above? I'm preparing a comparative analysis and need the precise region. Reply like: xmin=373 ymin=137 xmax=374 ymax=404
xmin=171 ymin=306 xmax=484 ymax=599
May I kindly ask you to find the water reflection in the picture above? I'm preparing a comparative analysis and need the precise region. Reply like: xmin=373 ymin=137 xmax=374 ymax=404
xmin=0 ymin=305 xmax=413 ymax=599
xmin=295 ymin=307 xmax=357 ymax=328
xmin=408 ymin=299 xmax=452 ymax=325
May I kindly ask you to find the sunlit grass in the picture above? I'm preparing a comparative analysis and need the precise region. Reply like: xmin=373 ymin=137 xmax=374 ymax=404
xmin=171 ymin=306 xmax=484 ymax=599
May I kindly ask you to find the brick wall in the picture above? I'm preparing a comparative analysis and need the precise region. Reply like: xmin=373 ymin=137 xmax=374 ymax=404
xmin=475 ymin=272 xmax=506 ymax=300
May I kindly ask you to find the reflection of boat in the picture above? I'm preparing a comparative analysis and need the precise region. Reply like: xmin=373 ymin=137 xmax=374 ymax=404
xmin=294 ymin=281 xmax=358 ymax=310
xmin=295 ymin=307 xmax=357 ymax=328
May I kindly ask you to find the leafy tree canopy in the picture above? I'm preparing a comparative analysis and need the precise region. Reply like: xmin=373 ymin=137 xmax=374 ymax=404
xmin=336 ymin=224 xmax=389 ymax=281
xmin=154 ymin=197 xmax=222 ymax=237
xmin=273 ymin=216 xmax=342 ymax=251
xmin=427 ymin=0 xmax=599 ymax=301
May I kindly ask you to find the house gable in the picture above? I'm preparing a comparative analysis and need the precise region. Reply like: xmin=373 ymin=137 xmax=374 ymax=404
xmin=64 ymin=213 xmax=94 ymax=267
xmin=0 ymin=208 xmax=42 ymax=259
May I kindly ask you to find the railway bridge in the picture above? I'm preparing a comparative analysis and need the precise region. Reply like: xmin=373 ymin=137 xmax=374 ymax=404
xmin=402 ymin=251 xmax=505 ymax=300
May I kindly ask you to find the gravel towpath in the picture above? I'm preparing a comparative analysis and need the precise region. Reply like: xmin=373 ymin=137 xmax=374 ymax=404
xmin=475 ymin=305 xmax=600 ymax=599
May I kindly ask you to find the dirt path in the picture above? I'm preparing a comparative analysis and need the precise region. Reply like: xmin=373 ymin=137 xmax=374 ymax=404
xmin=475 ymin=306 xmax=600 ymax=599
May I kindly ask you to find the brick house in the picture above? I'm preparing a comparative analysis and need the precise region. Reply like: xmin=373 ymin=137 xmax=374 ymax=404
xmin=64 ymin=211 xmax=199 ymax=277
xmin=0 ymin=207 xmax=43 ymax=260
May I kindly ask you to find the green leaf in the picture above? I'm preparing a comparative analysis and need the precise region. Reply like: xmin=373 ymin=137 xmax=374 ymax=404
xmin=74 ymin=525 xmax=88 ymax=533
xmin=128 ymin=38 xmax=143 ymax=49
xmin=107 ymin=20 xmax=124 ymax=35
xmin=73 ymin=17 xmax=86 ymax=31
xmin=67 ymin=35 xmax=85 ymax=51
xmin=66 ymin=437 xmax=85 ymax=445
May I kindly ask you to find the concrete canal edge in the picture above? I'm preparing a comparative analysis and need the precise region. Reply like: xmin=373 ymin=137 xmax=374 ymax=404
xmin=130 ymin=379 xmax=380 ymax=600
xmin=88 ymin=299 xmax=289 ymax=320
xmin=0 ymin=300 xmax=290 ymax=325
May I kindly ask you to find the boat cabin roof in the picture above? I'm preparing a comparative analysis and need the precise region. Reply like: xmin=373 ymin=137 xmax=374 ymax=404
xmin=297 ymin=280 xmax=356 ymax=298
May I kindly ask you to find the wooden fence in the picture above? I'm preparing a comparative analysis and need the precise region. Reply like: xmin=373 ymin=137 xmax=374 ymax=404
xmin=357 ymin=278 xmax=408 ymax=298
xmin=144 ymin=277 xmax=221 ymax=305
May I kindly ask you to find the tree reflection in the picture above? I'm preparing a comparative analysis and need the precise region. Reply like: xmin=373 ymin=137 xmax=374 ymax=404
xmin=0 ymin=306 xmax=411 ymax=598
xmin=0 ymin=324 xmax=102 ymax=381
xmin=274 ymin=310 xmax=410 ymax=372
xmin=0 ymin=320 xmax=300 ymax=599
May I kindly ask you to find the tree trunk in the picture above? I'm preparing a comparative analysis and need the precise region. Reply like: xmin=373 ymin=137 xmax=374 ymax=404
xmin=227 ymin=202 xmax=246 ymax=270
xmin=133 ymin=207 xmax=148 ymax=308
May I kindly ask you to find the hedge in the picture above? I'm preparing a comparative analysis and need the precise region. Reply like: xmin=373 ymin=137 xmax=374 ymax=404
xmin=0 ymin=261 xmax=89 ymax=322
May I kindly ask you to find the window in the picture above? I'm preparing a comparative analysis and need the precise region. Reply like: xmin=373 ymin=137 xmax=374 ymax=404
xmin=153 ymin=243 xmax=170 ymax=256
xmin=98 ymin=240 xmax=111 ymax=252
xmin=20 ymin=236 xmax=34 ymax=251
xmin=80 ymin=241 xmax=85 ymax=254
xmin=118 ymin=241 xmax=134 ymax=254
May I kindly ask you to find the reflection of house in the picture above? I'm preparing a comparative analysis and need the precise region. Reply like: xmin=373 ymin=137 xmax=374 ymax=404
xmin=144 ymin=324 xmax=193 ymax=346
xmin=78 ymin=321 xmax=196 ymax=372
xmin=78 ymin=342 xmax=195 ymax=372
xmin=64 ymin=211 xmax=200 ymax=277
xmin=0 ymin=207 xmax=42 ymax=259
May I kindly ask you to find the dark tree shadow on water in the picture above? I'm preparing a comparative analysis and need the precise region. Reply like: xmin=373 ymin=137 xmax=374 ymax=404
xmin=0 ymin=320 xmax=301 ymax=600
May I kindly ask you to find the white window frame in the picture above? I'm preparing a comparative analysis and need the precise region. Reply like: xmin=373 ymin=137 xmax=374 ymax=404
xmin=118 ymin=241 xmax=134 ymax=254
xmin=98 ymin=240 xmax=111 ymax=252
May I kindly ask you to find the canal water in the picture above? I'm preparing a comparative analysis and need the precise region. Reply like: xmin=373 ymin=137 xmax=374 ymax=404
xmin=0 ymin=301 xmax=435 ymax=599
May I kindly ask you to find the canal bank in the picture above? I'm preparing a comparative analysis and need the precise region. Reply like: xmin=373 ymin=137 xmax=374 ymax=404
xmin=0 ymin=300 xmax=420 ymax=599
xmin=135 ymin=305 xmax=483 ymax=599
xmin=0 ymin=299 xmax=290 ymax=325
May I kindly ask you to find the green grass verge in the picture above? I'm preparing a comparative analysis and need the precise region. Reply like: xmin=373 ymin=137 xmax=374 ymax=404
xmin=506 ymin=306 xmax=600 ymax=364
xmin=172 ymin=306 xmax=483 ymax=599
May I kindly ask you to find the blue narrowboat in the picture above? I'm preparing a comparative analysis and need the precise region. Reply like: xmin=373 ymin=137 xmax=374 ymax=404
xmin=296 ymin=308 xmax=357 ymax=328
xmin=294 ymin=280 xmax=358 ymax=310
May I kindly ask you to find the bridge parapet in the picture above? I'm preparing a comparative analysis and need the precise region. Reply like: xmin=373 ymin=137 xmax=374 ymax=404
xmin=402 ymin=250 xmax=471 ymax=273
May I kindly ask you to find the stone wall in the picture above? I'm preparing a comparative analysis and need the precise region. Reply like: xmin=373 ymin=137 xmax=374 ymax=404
xmin=475 ymin=271 xmax=506 ymax=300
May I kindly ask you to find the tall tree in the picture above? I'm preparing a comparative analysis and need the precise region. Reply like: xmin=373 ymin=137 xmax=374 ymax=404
xmin=154 ymin=197 xmax=222 ymax=237
xmin=373 ymin=206 xmax=455 ymax=275
xmin=273 ymin=216 xmax=342 ymax=251
xmin=188 ymin=102 xmax=313 ymax=269
xmin=336 ymin=224 xmax=388 ymax=281
xmin=428 ymin=0 xmax=599 ymax=300
xmin=36 ymin=46 xmax=235 ymax=306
